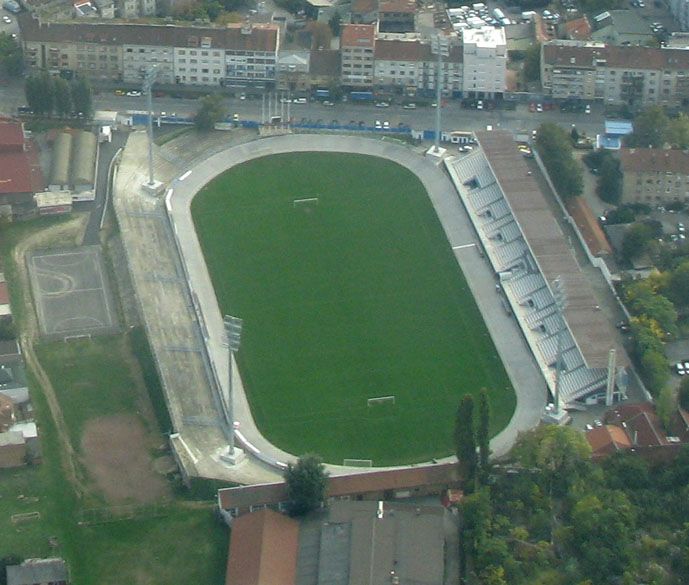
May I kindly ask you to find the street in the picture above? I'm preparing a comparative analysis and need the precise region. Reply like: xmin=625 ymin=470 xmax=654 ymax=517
xmin=0 ymin=78 xmax=605 ymax=138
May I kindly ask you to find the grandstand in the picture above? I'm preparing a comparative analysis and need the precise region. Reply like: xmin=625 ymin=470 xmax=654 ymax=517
xmin=445 ymin=130 xmax=629 ymax=407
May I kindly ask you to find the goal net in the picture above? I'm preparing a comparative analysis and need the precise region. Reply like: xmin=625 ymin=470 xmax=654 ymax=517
xmin=367 ymin=395 xmax=396 ymax=407
xmin=292 ymin=197 xmax=319 ymax=207
xmin=343 ymin=459 xmax=373 ymax=467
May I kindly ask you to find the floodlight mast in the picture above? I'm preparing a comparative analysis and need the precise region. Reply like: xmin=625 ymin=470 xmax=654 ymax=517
xmin=552 ymin=277 xmax=567 ymax=415
xmin=224 ymin=315 xmax=243 ymax=452
xmin=431 ymin=35 xmax=449 ymax=153
xmin=142 ymin=65 xmax=158 ymax=186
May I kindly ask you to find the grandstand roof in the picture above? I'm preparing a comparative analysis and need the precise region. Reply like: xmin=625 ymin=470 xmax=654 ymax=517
xmin=475 ymin=130 xmax=628 ymax=369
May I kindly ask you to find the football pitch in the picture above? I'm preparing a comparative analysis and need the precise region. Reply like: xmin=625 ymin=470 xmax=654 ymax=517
xmin=191 ymin=152 xmax=515 ymax=465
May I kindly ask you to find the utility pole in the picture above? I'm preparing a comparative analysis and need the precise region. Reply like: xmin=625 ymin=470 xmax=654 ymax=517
xmin=431 ymin=34 xmax=449 ymax=153
xmin=141 ymin=65 xmax=163 ymax=194
xmin=221 ymin=315 xmax=245 ymax=464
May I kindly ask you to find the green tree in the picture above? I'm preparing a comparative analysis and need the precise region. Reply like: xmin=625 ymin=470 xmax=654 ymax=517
xmin=513 ymin=425 xmax=591 ymax=497
xmin=70 ymin=76 xmax=92 ymax=117
xmin=624 ymin=280 xmax=677 ymax=337
xmin=680 ymin=377 xmax=689 ymax=411
xmin=641 ymin=349 xmax=671 ymax=395
xmin=194 ymin=93 xmax=227 ymax=131
xmin=596 ymin=155 xmax=622 ymax=205
xmin=656 ymin=385 xmax=675 ymax=432
xmin=666 ymin=113 xmax=689 ymax=149
xmin=668 ymin=261 xmax=689 ymax=307
xmin=535 ymin=123 xmax=583 ymax=199
xmin=53 ymin=77 xmax=73 ymax=118
xmin=0 ymin=32 xmax=22 ymax=77
xmin=570 ymin=490 xmax=636 ymax=582
xmin=24 ymin=75 xmax=42 ymax=114
xmin=621 ymin=222 xmax=654 ymax=263
xmin=627 ymin=107 xmax=669 ymax=148
xmin=284 ymin=454 xmax=328 ymax=517
xmin=570 ymin=125 xmax=579 ymax=143
xmin=328 ymin=11 xmax=342 ymax=36
xmin=478 ymin=388 xmax=491 ymax=474
xmin=523 ymin=43 xmax=541 ymax=83
xmin=455 ymin=393 xmax=478 ymax=491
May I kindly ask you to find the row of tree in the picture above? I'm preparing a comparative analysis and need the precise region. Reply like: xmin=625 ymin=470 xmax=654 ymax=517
xmin=24 ymin=74 xmax=93 ymax=118
xmin=534 ymin=123 xmax=583 ymax=199
xmin=584 ymin=149 xmax=623 ymax=205
xmin=0 ymin=32 xmax=22 ymax=77
xmin=626 ymin=106 xmax=689 ymax=149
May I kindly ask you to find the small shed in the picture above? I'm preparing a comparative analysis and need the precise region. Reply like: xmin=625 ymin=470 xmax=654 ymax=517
xmin=49 ymin=132 xmax=72 ymax=191
xmin=35 ymin=191 xmax=73 ymax=215
xmin=7 ymin=558 xmax=69 ymax=585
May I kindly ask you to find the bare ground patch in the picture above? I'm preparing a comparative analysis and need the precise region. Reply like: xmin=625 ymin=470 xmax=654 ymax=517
xmin=81 ymin=414 xmax=171 ymax=504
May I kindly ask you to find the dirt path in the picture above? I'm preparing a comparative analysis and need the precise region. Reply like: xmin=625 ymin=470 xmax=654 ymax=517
xmin=12 ymin=214 xmax=90 ymax=498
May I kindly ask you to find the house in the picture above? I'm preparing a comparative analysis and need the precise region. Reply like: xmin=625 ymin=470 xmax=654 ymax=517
xmin=0 ymin=117 xmax=44 ymax=220
xmin=586 ymin=424 xmax=632 ymax=459
xmin=6 ymin=558 xmax=69 ymax=585
xmin=560 ymin=16 xmax=592 ymax=41
xmin=620 ymin=148 xmax=689 ymax=206
xmin=591 ymin=10 xmax=654 ymax=46
xmin=217 ymin=462 xmax=462 ymax=519
xmin=225 ymin=500 xmax=447 ymax=585
xmin=462 ymin=27 xmax=507 ymax=99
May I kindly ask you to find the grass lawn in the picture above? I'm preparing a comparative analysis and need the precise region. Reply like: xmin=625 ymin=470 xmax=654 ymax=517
xmin=192 ymin=152 xmax=515 ymax=465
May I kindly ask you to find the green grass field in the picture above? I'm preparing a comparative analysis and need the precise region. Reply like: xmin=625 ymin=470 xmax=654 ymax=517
xmin=192 ymin=152 xmax=515 ymax=465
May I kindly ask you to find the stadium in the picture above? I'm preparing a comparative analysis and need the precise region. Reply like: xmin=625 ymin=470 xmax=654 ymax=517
xmin=114 ymin=130 xmax=627 ymax=482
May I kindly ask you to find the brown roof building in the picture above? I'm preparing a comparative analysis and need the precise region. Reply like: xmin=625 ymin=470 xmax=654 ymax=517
xmin=620 ymin=148 xmax=689 ymax=205
xmin=225 ymin=508 xmax=299 ymax=585
xmin=218 ymin=462 xmax=461 ymax=517
xmin=341 ymin=24 xmax=376 ymax=88
xmin=586 ymin=424 xmax=632 ymax=459
xmin=565 ymin=196 xmax=612 ymax=257
xmin=561 ymin=16 xmax=592 ymax=41
xmin=379 ymin=0 xmax=416 ymax=33
xmin=351 ymin=0 xmax=379 ymax=24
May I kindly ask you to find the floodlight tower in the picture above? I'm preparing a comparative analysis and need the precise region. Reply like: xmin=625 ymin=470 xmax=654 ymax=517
xmin=141 ymin=65 xmax=164 ymax=194
xmin=552 ymin=277 xmax=567 ymax=416
xmin=431 ymin=34 xmax=449 ymax=153
xmin=221 ymin=315 xmax=245 ymax=464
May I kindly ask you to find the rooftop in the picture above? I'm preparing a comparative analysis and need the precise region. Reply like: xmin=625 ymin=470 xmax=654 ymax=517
xmin=476 ymin=130 xmax=628 ymax=369
xmin=351 ymin=0 xmax=378 ymax=14
xmin=341 ymin=23 xmax=376 ymax=48
xmin=463 ymin=26 xmax=506 ymax=48
xmin=379 ymin=0 xmax=416 ymax=14
xmin=586 ymin=424 xmax=632 ymax=457
xmin=309 ymin=49 xmax=340 ymax=76
xmin=620 ymin=148 xmax=689 ymax=175
xmin=562 ymin=16 xmax=592 ymax=41
xmin=0 ymin=118 xmax=25 ymax=151
xmin=7 ymin=558 xmax=68 ymax=585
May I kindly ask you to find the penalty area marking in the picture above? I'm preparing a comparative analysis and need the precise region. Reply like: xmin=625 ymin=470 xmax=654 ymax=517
xmin=452 ymin=243 xmax=476 ymax=251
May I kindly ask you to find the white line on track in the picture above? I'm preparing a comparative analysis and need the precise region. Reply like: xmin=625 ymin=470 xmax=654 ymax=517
xmin=452 ymin=243 xmax=476 ymax=250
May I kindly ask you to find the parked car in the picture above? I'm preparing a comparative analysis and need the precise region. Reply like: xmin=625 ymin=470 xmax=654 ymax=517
xmin=383 ymin=121 xmax=390 ymax=129
xmin=375 ymin=120 xmax=382 ymax=129
xmin=323 ymin=100 xmax=334 ymax=106
xmin=293 ymin=97 xmax=307 ymax=104
xmin=585 ymin=104 xmax=591 ymax=114
xmin=536 ymin=103 xmax=543 ymax=113
xmin=126 ymin=90 xmax=142 ymax=97
xmin=402 ymin=103 xmax=417 ymax=109
xmin=477 ymin=100 xmax=484 ymax=110
xmin=114 ymin=89 xmax=126 ymax=96
xmin=375 ymin=101 xmax=390 ymax=108
xmin=2 ymin=15 xmax=12 ymax=24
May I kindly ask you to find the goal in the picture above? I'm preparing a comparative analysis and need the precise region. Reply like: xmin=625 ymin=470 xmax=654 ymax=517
xmin=343 ymin=459 xmax=373 ymax=467
xmin=367 ymin=395 xmax=396 ymax=407
xmin=292 ymin=197 xmax=319 ymax=207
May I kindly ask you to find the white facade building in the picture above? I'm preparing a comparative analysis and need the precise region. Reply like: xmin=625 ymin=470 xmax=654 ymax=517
xmin=174 ymin=46 xmax=226 ymax=86
xmin=123 ymin=44 xmax=174 ymax=83
xmin=462 ymin=26 xmax=506 ymax=98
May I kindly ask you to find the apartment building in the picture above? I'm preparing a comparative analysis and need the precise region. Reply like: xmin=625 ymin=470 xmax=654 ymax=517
xmin=18 ymin=14 xmax=279 ymax=88
xmin=541 ymin=40 xmax=689 ymax=107
xmin=620 ymin=148 xmax=689 ymax=205
xmin=117 ymin=0 xmax=156 ymax=18
xmin=373 ymin=37 xmax=463 ymax=96
xmin=462 ymin=27 xmax=506 ymax=98
xmin=276 ymin=50 xmax=310 ymax=92
xmin=378 ymin=0 xmax=416 ymax=33
xmin=340 ymin=23 xmax=376 ymax=88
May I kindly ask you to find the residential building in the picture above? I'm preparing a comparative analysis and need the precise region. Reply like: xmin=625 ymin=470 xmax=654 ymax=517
xmin=18 ymin=14 xmax=280 ymax=89
xmin=276 ymin=50 xmax=310 ymax=92
xmin=620 ymin=148 xmax=689 ymax=205
xmin=0 ymin=117 xmax=43 ymax=219
xmin=225 ymin=501 xmax=447 ymax=585
xmin=351 ymin=0 xmax=378 ymax=25
xmin=462 ymin=27 xmax=506 ymax=98
xmin=670 ymin=0 xmax=689 ymax=33
xmin=217 ymin=462 xmax=461 ymax=519
xmin=541 ymin=40 xmax=689 ymax=107
xmin=560 ymin=16 xmax=592 ymax=41
xmin=340 ymin=23 xmax=376 ymax=88
xmin=6 ymin=558 xmax=69 ymax=585
xmin=116 ymin=0 xmax=155 ymax=18
xmin=378 ymin=0 xmax=416 ymax=33
xmin=586 ymin=424 xmax=633 ymax=459
xmin=308 ymin=48 xmax=340 ymax=90
xmin=373 ymin=36 xmax=463 ymax=96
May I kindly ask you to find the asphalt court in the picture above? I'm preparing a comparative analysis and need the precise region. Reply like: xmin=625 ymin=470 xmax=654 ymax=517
xmin=28 ymin=246 xmax=118 ymax=338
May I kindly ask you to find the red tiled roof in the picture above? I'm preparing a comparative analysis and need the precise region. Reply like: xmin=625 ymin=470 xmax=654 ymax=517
xmin=374 ymin=39 xmax=462 ymax=63
xmin=620 ymin=148 xmax=689 ymax=175
xmin=226 ymin=509 xmax=299 ymax=585
xmin=0 ymin=118 xmax=24 ymax=152
xmin=352 ymin=0 xmax=377 ymax=13
xmin=0 ymin=137 xmax=43 ymax=196
xmin=0 ymin=282 xmax=9 ymax=305
xmin=565 ymin=195 xmax=612 ymax=256
xmin=587 ymin=424 xmax=632 ymax=457
xmin=379 ymin=0 xmax=415 ymax=14
xmin=341 ymin=24 xmax=376 ymax=48
xmin=563 ymin=17 xmax=591 ymax=41
xmin=605 ymin=402 xmax=667 ymax=447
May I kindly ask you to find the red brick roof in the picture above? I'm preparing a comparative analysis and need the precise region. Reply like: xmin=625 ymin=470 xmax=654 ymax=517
xmin=225 ymin=508 xmax=299 ymax=585
xmin=587 ymin=424 xmax=632 ymax=458
xmin=374 ymin=39 xmax=462 ymax=63
xmin=0 ymin=137 xmax=43 ymax=196
xmin=341 ymin=24 xmax=376 ymax=48
xmin=620 ymin=148 xmax=689 ymax=175
xmin=0 ymin=118 xmax=24 ymax=152
xmin=605 ymin=402 xmax=668 ymax=447
xmin=563 ymin=17 xmax=592 ymax=41
xmin=351 ymin=0 xmax=377 ymax=13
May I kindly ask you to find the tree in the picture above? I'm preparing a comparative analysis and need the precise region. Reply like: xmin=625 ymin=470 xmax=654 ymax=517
xmin=535 ymin=123 xmax=583 ymax=199
xmin=0 ymin=32 xmax=22 ymax=77
xmin=53 ymin=77 xmax=73 ymax=118
xmin=666 ymin=113 xmax=689 ymax=149
xmin=70 ymin=76 xmax=92 ymax=117
xmin=657 ymin=385 xmax=676 ymax=432
xmin=667 ymin=261 xmax=689 ymax=307
xmin=478 ymin=388 xmax=491 ymax=474
xmin=455 ymin=393 xmax=478 ymax=491
xmin=621 ymin=222 xmax=654 ymax=263
xmin=596 ymin=155 xmax=622 ymax=205
xmin=328 ymin=11 xmax=342 ymax=37
xmin=641 ymin=349 xmax=671 ymax=395
xmin=24 ymin=75 xmax=42 ymax=115
xmin=627 ymin=107 xmax=669 ymax=148
xmin=194 ymin=93 xmax=226 ymax=130
xmin=680 ymin=377 xmax=689 ymax=411
xmin=284 ymin=454 xmax=328 ymax=517
xmin=523 ymin=43 xmax=541 ymax=83
xmin=570 ymin=125 xmax=579 ymax=143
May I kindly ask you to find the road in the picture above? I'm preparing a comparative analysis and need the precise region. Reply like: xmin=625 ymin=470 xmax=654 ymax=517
xmin=0 ymin=78 xmax=605 ymax=137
